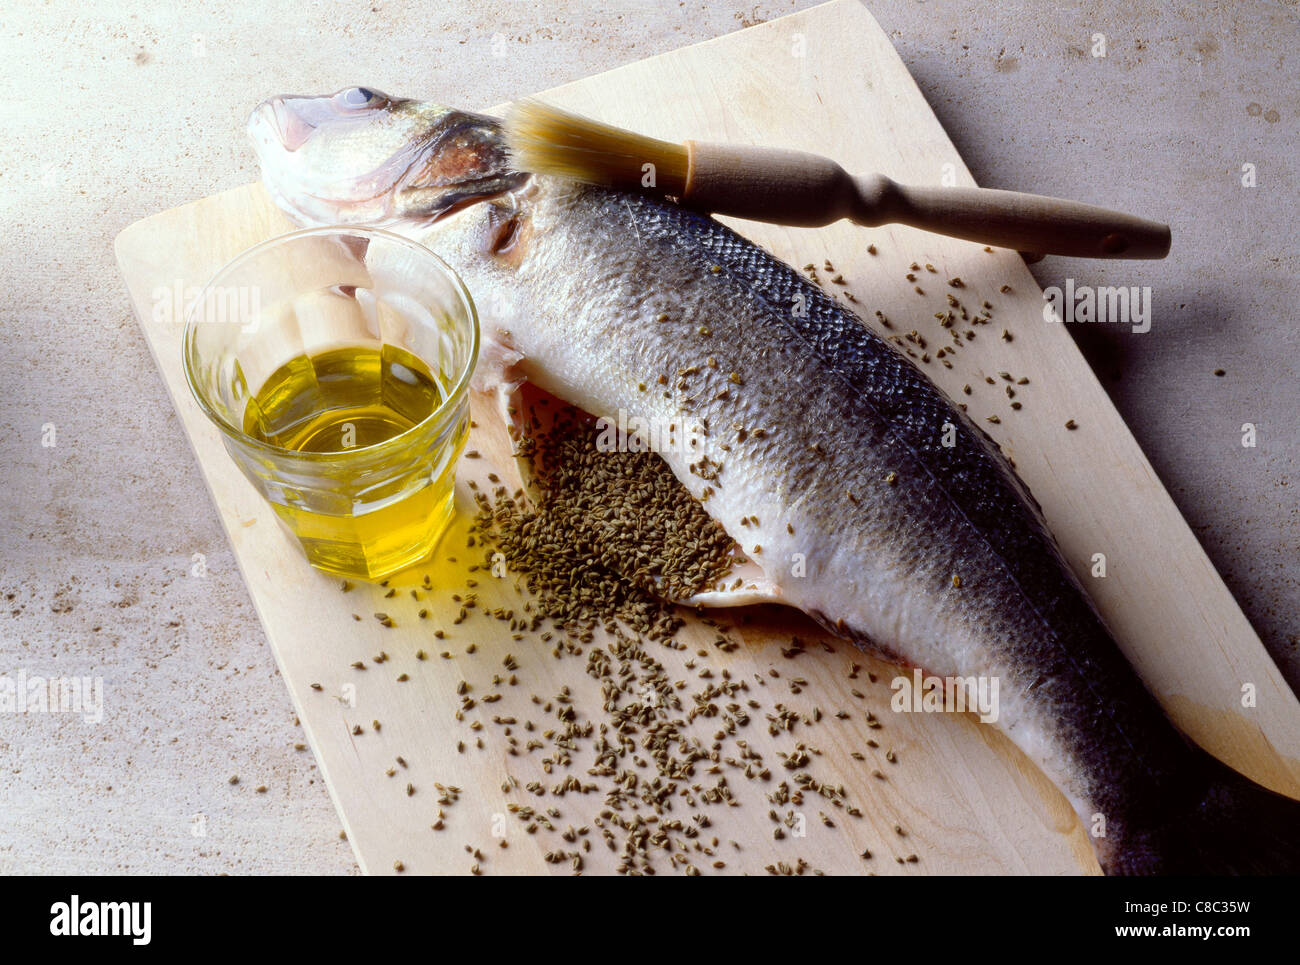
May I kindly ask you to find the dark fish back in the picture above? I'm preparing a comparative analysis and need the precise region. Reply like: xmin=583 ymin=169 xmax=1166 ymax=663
xmin=600 ymin=189 xmax=1196 ymax=821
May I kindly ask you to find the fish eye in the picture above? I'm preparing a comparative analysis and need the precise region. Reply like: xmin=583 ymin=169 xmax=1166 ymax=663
xmin=336 ymin=87 xmax=380 ymax=109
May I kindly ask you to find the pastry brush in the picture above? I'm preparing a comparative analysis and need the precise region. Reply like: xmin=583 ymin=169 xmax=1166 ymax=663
xmin=504 ymin=100 xmax=1171 ymax=260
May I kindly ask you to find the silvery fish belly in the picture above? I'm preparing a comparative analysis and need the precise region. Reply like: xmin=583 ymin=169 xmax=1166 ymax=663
xmin=248 ymin=87 xmax=1300 ymax=875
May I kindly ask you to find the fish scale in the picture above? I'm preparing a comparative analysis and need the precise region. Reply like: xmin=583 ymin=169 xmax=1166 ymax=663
xmin=581 ymin=186 xmax=1193 ymax=824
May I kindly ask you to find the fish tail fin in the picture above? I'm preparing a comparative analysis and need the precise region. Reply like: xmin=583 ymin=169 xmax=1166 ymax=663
xmin=1116 ymin=751 xmax=1300 ymax=875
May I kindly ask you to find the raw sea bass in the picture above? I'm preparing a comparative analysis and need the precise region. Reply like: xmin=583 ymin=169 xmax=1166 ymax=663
xmin=249 ymin=88 xmax=1300 ymax=874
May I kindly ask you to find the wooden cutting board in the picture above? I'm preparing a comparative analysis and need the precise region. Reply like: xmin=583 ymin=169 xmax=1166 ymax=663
xmin=114 ymin=0 xmax=1300 ymax=875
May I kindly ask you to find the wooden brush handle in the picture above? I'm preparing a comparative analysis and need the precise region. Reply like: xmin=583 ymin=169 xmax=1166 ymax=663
xmin=683 ymin=142 xmax=1171 ymax=260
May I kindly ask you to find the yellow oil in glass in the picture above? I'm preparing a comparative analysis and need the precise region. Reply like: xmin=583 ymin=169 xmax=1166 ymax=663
xmin=242 ymin=344 xmax=462 ymax=581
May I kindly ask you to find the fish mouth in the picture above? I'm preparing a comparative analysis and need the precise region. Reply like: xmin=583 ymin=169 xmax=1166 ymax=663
xmin=267 ymin=98 xmax=318 ymax=153
xmin=247 ymin=101 xmax=286 ymax=158
xmin=250 ymin=93 xmax=528 ymax=224
xmin=249 ymin=96 xmax=352 ymax=154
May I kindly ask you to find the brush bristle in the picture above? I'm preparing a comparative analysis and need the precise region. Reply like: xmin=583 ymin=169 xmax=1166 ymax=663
xmin=504 ymin=100 xmax=688 ymax=196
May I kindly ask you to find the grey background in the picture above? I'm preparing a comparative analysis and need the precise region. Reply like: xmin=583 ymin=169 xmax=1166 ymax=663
xmin=0 ymin=0 xmax=1295 ymax=874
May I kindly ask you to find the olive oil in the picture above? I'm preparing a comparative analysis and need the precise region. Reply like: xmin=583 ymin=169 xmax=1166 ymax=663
xmin=242 ymin=344 xmax=467 ymax=580
xmin=244 ymin=345 xmax=442 ymax=451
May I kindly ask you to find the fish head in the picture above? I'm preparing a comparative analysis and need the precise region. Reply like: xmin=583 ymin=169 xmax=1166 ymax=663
xmin=248 ymin=87 xmax=528 ymax=225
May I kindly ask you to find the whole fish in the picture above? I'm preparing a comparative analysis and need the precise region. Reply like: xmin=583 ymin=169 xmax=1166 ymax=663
xmin=248 ymin=87 xmax=1300 ymax=874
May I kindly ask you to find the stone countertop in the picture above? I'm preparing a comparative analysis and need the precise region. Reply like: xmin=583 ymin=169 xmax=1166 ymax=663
xmin=0 ymin=0 xmax=1295 ymax=874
